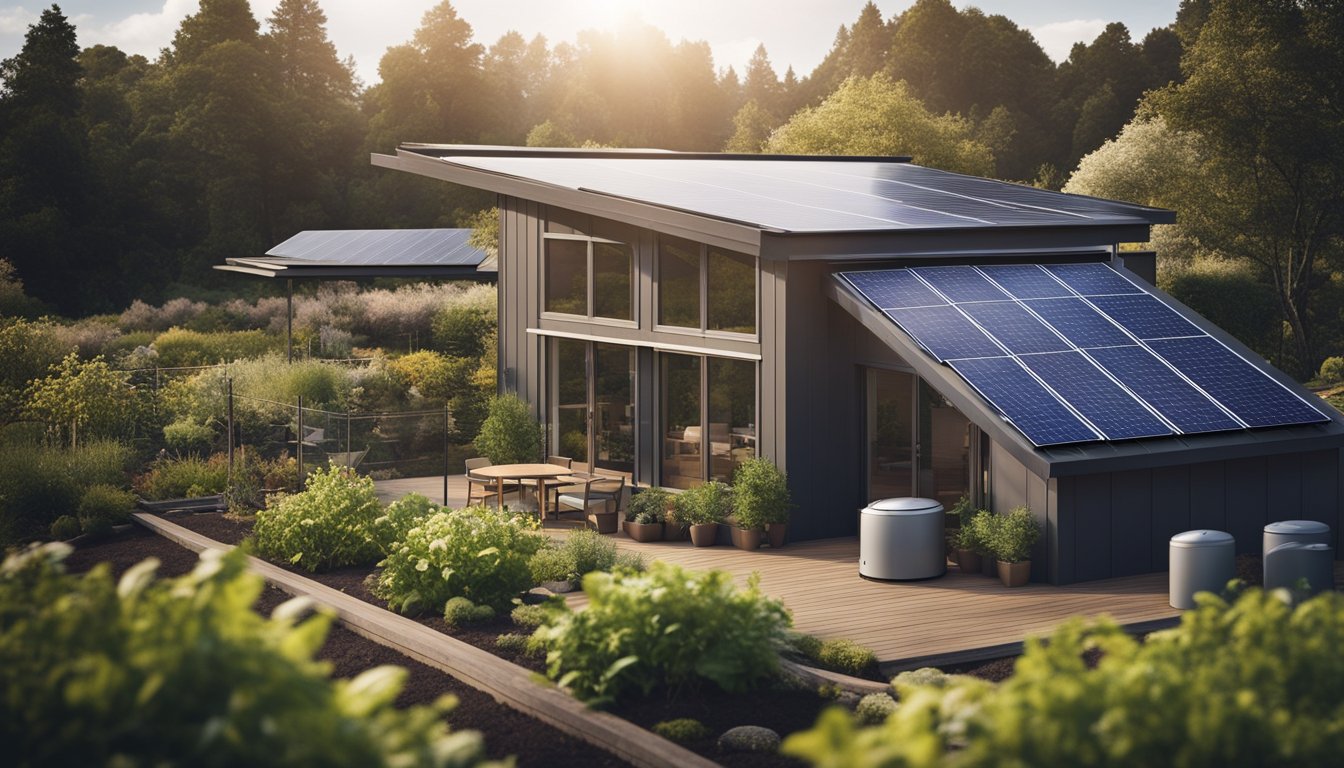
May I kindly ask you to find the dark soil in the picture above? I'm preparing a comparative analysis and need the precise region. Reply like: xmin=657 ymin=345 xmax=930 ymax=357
xmin=1236 ymin=553 xmax=1263 ymax=586
xmin=65 ymin=526 xmax=628 ymax=768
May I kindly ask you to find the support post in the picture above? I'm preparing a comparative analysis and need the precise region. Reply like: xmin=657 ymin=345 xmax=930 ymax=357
xmin=296 ymin=395 xmax=304 ymax=491
xmin=286 ymin=278 xmax=293 ymax=363
xmin=443 ymin=406 xmax=450 ymax=506
xmin=226 ymin=377 xmax=234 ymax=487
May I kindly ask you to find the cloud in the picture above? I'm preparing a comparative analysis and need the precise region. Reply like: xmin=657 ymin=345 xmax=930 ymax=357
xmin=80 ymin=0 xmax=199 ymax=57
xmin=0 ymin=7 xmax=37 ymax=35
xmin=1029 ymin=18 xmax=1109 ymax=62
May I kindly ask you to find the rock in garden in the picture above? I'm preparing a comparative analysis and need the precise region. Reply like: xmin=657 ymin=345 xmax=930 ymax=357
xmin=717 ymin=725 xmax=780 ymax=754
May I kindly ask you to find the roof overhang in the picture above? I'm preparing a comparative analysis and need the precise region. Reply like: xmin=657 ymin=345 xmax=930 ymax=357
xmin=214 ymin=259 xmax=493 ymax=280
xmin=214 ymin=228 xmax=496 ymax=281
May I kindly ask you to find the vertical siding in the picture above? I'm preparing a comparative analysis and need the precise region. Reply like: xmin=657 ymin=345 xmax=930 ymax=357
xmin=1300 ymin=450 xmax=1339 ymax=549
xmin=1224 ymin=457 xmax=1268 ymax=553
xmin=1110 ymin=469 xmax=1152 ymax=576
xmin=498 ymin=196 xmax=542 ymax=408
xmin=1188 ymin=462 xmax=1226 ymax=531
xmin=1150 ymin=465 xmax=1191 ymax=570
xmin=1073 ymin=474 xmax=1113 ymax=582
xmin=1050 ymin=476 xmax=1075 ymax=584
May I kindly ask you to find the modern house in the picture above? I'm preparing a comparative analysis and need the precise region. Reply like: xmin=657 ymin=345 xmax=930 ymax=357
xmin=373 ymin=145 xmax=1344 ymax=584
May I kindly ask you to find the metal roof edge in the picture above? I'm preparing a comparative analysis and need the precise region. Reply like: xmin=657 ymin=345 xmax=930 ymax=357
xmin=398 ymin=143 xmax=914 ymax=163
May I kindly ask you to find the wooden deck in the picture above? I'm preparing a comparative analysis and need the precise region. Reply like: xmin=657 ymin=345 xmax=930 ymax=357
xmin=377 ymin=474 xmax=1182 ymax=671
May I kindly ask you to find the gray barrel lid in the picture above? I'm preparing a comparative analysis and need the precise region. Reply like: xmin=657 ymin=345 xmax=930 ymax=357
xmin=863 ymin=497 xmax=943 ymax=516
xmin=1267 ymin=541 xmax=1333 ymax=554
xmin=1170 ymin=529 xmax=1234 ymax=549
xmin=1264 ymin=520 xmax=1330 ymax=535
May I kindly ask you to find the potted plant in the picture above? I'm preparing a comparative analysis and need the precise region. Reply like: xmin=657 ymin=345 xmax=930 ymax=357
xmin=625 ymin=488 xmax=667 ymax=543
xmin=944 ymin=495 xmax=972 ymax=559
xmin=970 ymin=509 xmax=999 ymax=576
xmin=733 ymin=457 xmax=792 ymax=548
xmin=954 ymin=511 xmax=985 ymax=574
xmin=676 ymin=481 xmax=731 ymax=547
xmin=989 ymin=506 xmax=1040 ymax=587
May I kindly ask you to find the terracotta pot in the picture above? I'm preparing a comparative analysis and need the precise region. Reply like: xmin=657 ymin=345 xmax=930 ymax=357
xmin=689 ymin=522 xmax=718 ymax=547
xmin=731 ymin=526 xmax=763 ymax=550
xmin=957 ymin=549 xmax=981 ymax=573
xmin=997 ymin=559 xmax=1031 ymax=588
xmin=766 ymin=522 xmax=787 ymax=548
xmin=587 ymin=511 xmax=618 ymax=534
xmin=981 ymin=553 xmax=997 ymax=577
xmin=625 ymin=520 xmax=663 ymax=543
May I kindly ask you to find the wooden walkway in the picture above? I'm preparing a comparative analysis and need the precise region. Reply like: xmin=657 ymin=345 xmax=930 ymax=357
xmin=376 ymin=475 xmax=1181 ymax=671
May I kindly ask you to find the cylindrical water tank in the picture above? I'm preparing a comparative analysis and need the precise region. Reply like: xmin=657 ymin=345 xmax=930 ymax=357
xmin=1169 ymin=529 xmax=1235 ymax=610
xmin=1263 ymin=520 xmax=1330 ymax=554
xmin=859 ymin=497 xmax=944 ymax=581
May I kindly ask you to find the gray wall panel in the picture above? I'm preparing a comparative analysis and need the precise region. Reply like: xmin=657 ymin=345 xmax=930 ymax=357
xmin=1051 ymin=476 xmax=1075 ymax=584
xmin=1110 ymin=469 xmax=1152 ymax=577
xmin=1151 ymin=465 xmax=1191 ymax=570
xmin=1300 ymin=449 xmax=1339 ymax=550
xmin=1188 ymin=462 xmax=1226 ymax=531
xmin=1224 ymin=457 xmax=1267 ymax=553
xmin=1266 ymin=452 xmax=1303 ymax=521
xmin=1074 ymin=474 xmax=1112 ymax=582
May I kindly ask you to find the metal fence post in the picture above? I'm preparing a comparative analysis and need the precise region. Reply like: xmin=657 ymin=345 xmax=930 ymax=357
xmin=443 ymin=406 xmax=450 ymax=506
xmin=296 ymin=395 xmax=304 ymax=491
xmin=226 ymin=377 xmax=234 ymax=487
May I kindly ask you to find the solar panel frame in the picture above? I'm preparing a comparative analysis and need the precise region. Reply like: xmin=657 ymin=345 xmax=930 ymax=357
xmin=949 ymin=357 xmax=1103 ymax=446
xmin=884 ymin=305 xmax=1007 ymax=361
xmin=1088 ymin=294 xmax=1205 ymax=341
xmin=956 ymin=301 xmax=1073 ymax=355
xmin=910 ymin=265 xmax=1010 ymax=303
xmin=1022 ymin=297 xmax=1135 ymax=349
xmin=1084 ymin=345 xmax=1244 ymax=434
xmin=1045 ymin=263 xmax=1145 ymax=296
xmin=1017 ymin=350 xmax=1174 ymax=440
xmin=976 ymin=264 xmax=1076 ymax=300
xmin=842 ymin=270 xmax=946 ymax=310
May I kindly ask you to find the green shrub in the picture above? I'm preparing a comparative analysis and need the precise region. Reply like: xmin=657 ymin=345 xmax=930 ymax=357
xmin=163 ymin=419 xmax=217 ymax=455
xmin=528 ymin=546 xmax=575 ymax=584
xmin=432 ymin=303 xmax=495 ymax=359
xmin=1320 ymin=356 xmax=1344 ymax=385
xmin=77 ymin=484 xmax=136 ymax=533
xmin=374 ymin=493 xmax=440 ymax=555
xmin=528 ymin=530 xmax=646 ymax=585
xmin=536 ymin=562 xmax=792 ymax=704
xmin=954 ymin=509 xmax=988 ymax=552
xmin=812 ymin=638 xmax=878 ymax=677
xmin=0 ymin=543 xmax=495 ymax=767
xmin=495 ymin=633 xmax=531 ymax=655
xmin=854 ymin=693 xmax=898 ymax=725
xmin=967 ymin=509 xmax=997 ymax=557
xmin=674 ymin=481 xmax=732 ymax=525
xmin=987 ymin=506 xmax=1040 ymax=564
xmin=49 ymin=515 xmax=80 ymax=541
xmin=786 ymin=588 xmax=1344 ymax=767
xmin=134 ymin=453 xmax=230 ymax=500
xmin=375 ymin=505 xmax=546 ymax=614
xmin=732 ymin=457 xmax=791 ymax=529
xmin=151 ymin=327 xmax=278 ymax=367
xmin=510 ymin=603 xmax=552 ymax=629
xmin=627 ymin=487 xmax=670 ymax=523
xmin=24 ymin=354 xmax=146 ymax=445
xmin=224 ymin=449 xmax=298 ymax=514
xmin=473 ymin=395 xmax=541 ymax=465
xmin=564 ymin=528 xmax=622 ymax=577
xmin=254 ymin=464 xmax=383 ymax=572
xmin=653 ymin=718 xmax=711 ymax=744
xmin=443 ymin=597 xmax=495 ymax=627
xmin=0 ymin=439 xmax=133 ymax=547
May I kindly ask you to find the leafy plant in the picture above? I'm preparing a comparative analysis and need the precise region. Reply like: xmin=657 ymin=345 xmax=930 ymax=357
xmin=955 ymin=508 xmax=990 ymax=552
xmin=24 ymin=354 xmax=146 ymax=446
xmin=0 ymin=438 xmax=133 ymax=547
xmin=854 ymin=693 xmax=898 ymax=725
xmin=510 ymin=603 xmax=553 ymax=629
xmin=813 ymin=638 xmax=878 ymax=677
xmin=150 ymin=327 xmax=278 ymax=367
xmin=988 ymin=506 xmax=1040 ymax=564
xmin=162 ymin=419 xmax=217 ymax=455
xmin=1320 ymin=356 xmax=1344 ymax=385
xmin=527 ymin=529 xmax=645 ymax=585
xmin=373 ymin=493 xmax=440 ymax=555
xmin=674 ymin=481 xmax=732 ymax=526
xmin=528 ymin=546 xmax=575 ymax=584
xmin=0 ymin=543 xmax=497 ymax=767
xmin=134 ymin=453 xmax=231 ymax=500
xmin=375 ymin=505 xmax=546 ymax=614
xmin=49 ymin=515 xmax=80 ymax=540
xmin=785 ymin=587 xmax=1344 ymax=767
xmin=967 ymin=509 xmax=997 ymax=557
xmin=472 ymin=394 xmax=542 ymax=464
xmin=77 ymin=484 xmax=136 ymax=534
xmin=443 ymin=597 xmax=495 ymax=627
xmin=254 ymin=464 xmax=384 ymax=572
xmin=653 ymin=718 xmax=710 ymax=744
xmin=535 ymin=562 xmax=792 ymax=704
xmin=732 ymin=457 xmax=791 ymax=529
xmin=626 ymin=487 xmax=670 ymax=523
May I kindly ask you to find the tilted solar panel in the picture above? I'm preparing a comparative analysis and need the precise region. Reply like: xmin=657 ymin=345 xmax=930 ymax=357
xmin=950 ymin=357 xmax=1102 ymax=446
xmin=884 ymin=306 xmax=1005 ymax=361
xmin=1023 ymin=297 xmax=1134 ymax=349
xmin=1017 ymin=350 xmax=1172 ymax=440
xmin=976 ymin=264 xmax=1074 ymax=300
xmin=841 ymin=270 xmax=945 ymax=310
xmin=957 ymin=301 xmax=1072 ymax=355
xmin=1088 ymin=294 xmax=1203 ymax=341
xmin=912 ymin=265 xmax=1009 ymax=303
xmin=1146 ymin=337 xmax=1327 ymax=428
xmin=1085 ymin=345 xmax=1242 ymax=434
xmin=1045 ymin=263 xmax=1144 ymax=296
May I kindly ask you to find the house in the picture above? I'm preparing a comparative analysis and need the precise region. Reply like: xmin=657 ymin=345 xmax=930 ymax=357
xmin=373 ymin=145 xmax=1344 ymax=584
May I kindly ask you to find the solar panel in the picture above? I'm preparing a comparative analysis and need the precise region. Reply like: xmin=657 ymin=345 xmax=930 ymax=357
xmin=1045 ymin=263 xmax=1144 ymax=296
xmin=957 ymin=302 xmax=1072 ymax=355
xmin=1147 ymin=337 xmax=1328 ymax=428
xmin=911 ymin=266 xmax=1009 ymax=303
xmin=977 ymin=265 xmax=1074 ymax=299
xmin=1024 ymin=298 xmax=1134 ymax=349
xmin=1088 ymin=294 xmax=1204 ymax=340
xmin=884 ymin=306 xmax=1005 ymax=361
xmin=266 ymin=229 xmax=486 ymax=267
xmin=1018 ymin=351 xmax=1173 ymax=440
xmin=842 ymin=270 xmax=945 ymax=310
xmin=1085 ymin=345 xmax=1242 ymax=434
xmin=837 ymin=261 xmax=1331 ymax=448
xmin=950 ymin=357 xmax=1102 ymax=446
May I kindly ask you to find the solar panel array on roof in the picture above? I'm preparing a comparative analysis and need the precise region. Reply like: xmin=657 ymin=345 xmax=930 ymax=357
xmin=433 ymin=155 xmax=1173 ymax=234
xmin=839 ymin=263 xmax=1329 ymax=447
xmin=266 ymin=229 xmax=486 ymax=267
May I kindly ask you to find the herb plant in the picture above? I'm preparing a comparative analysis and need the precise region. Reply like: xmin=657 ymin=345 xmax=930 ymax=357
xmin=673 ymin=481 xmax=732 ymax=526
xmin=626 ymin=487 xmax=670 ymax=523
xmin=254 ymin=464 xmax=383 ymax=572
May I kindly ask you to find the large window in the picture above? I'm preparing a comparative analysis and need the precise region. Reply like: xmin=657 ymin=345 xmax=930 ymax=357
xmin=657 ymin=236 xmax=756 ymax=335
xmin=550 ymin=339 xmax=635 ymax=475
xmin=543 ymin=230 xmax=633 ymax=322
xmin=660 ymin=352 xmax=756 ymax=488
xmin=866 ymin=368 xmax=972 ymax=508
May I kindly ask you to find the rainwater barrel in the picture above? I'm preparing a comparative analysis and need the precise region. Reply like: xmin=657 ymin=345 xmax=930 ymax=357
xmin=859 ymin=497 xmax=945 ymax=581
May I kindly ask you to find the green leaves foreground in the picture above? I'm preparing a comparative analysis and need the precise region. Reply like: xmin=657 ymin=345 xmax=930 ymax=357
xmin=0 ymin=542 xmax=500 ymax=768
xmin=784 ymin=587 xmax=1344 ymax=767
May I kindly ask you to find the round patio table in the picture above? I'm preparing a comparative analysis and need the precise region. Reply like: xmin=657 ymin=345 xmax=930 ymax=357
xmin=470 ymin=463 xmax=573 ymax=517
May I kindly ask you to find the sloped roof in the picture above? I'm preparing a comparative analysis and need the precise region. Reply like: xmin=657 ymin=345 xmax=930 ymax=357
xmin=215 ymin=229 xmax=495 ymax=279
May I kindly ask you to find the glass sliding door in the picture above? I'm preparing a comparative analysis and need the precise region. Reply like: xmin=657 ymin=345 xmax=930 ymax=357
xmin=551 ymin=339 xmax=589 ymax=468
xmin=866 ymin=368 xmax=973 ymax=504
xmin=867 ymin=369 xmax=915 ymax=501
xmin=917 ymin=381 xmax=972 ymax=510
xmin=660 ymin=354 xmax=702 ymax=489
xmin=708 ymin=357 xmax=756 ymax=482
xmin=660 ymin=352 xmax=758 ymax=489
xmin=593 ymin=343 xmax=634 ymax=474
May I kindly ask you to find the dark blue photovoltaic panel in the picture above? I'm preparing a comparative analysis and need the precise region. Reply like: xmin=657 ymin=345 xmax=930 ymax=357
xmin=1019 ymin=351 xmax=1172 ymax=440
xmin=957 ymin=302 xmax=1071 ymax=355
xmin=1045 ymin=263 xmax=1143 ymax=296
xmin=912 ymin=266 xmax=1009 ymax=303
xmin=1024 ymin=298 xmax=1133 ymax=348
xmin=977 ymin=265 xmax=1075 ymax=299
xmin=1147 ymin=337 xmax=1328 ymax=428
xmin=885 ymin=306 xmax=1005 ymax=361
xmin=1086 ymin=346 xmax=1242 ymax=434
xmin=950 ymin=357 xmax=1100 ymax=446
xmin=843 ymin=270 xmax=946 ymax=309
xmin=1089 ymin=294 xmax=1204 ymax=340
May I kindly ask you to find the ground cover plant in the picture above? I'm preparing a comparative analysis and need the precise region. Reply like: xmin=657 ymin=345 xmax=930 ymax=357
xmin=0 ymin=542 xmax=497 ymax=767
xmin=254 ymin=464 xmax=384 ymax=572
xmin=784 ymin=587 xmax=1344 ymax=767
xmin=0 ymin=438 xmax=134 ymax=547
xmin=535 ymin=562 xmax=792 ymax=705
xmin=528 ymin=528 xmax=645 ymax=583
xmin=376 ymin=504 xmax=547 ymax=614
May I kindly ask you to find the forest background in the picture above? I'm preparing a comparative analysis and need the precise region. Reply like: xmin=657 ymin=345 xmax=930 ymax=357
xmin=0 ymin=0 xmax=1341 ymax=379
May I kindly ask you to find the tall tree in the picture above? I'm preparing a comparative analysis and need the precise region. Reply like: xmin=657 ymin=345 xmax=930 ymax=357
xmin=742 ymin=44 xmax=782 ymax=118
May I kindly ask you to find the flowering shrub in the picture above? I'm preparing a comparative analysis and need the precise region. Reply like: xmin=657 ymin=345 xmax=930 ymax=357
xmin=0 ymin=543 xmax=497 ymax=767
xmin=254 ymin=464 xmax=383 ymax=572
xmin=375 ymin=505 xmax=546 ymax=614
xmin=536 ymin=562 xmax=792 ymax=704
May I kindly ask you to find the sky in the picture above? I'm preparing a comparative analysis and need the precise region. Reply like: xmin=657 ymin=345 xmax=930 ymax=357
xmin=0 ymin=1 xmax=1181 ymax=86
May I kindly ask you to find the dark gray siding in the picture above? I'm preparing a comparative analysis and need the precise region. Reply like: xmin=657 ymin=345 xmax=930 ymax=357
xmin=498 ymin=196 xmax=543 ymax=406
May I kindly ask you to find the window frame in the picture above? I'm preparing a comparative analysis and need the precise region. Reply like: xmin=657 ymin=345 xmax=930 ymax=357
xmin=654 ymin=235 xmax=759 ymax=340
xmin=658 ymin=351 xmax=758 ymax=488
xmin=541 ymin=231 xmax=636 ymax=327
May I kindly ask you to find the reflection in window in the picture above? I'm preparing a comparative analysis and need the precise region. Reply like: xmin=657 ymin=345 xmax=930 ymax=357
xmin=552 ymin=339 xmax=589 ymax=466
xmin=658 ymin=236 xmax=700 ymax=328
xmin=660 ymin=354 xmax=702 ymax=489
xmin=544 ymin=239 xmax=587 ymax=315
xmin=593 ymin=242 xmax=633 ymax=320
xmin=593 ymin=344 xmax=634 ymax=474
xmin=707 ymin=248 xmax=755 ymax=334
xmin=708 ymin=357 xmax=756 ymax=482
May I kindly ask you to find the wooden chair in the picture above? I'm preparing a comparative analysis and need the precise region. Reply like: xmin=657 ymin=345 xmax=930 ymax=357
xmin=465 ymin=457 xmax=519 ymax=508
xmin=556 ymin=473 xmax=626 ymax=533
xmin=540 ymin=455 xmax=573 ymax=517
